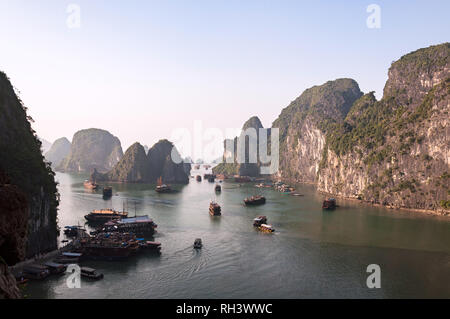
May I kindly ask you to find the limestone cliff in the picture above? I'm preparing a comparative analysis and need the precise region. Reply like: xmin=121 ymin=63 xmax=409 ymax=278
xmin=105 ymin=142 xmax=150 ymax=182
xmin=213 ymin=116 xmax=270 ymax=177
xmin=272 ymin=78 xmax=363 ymax=183
xmin=45 ymin=137 xmax=71 ymax=168
xmin=93 ymin=140 xmax=189 ymax=184
xmin=272 ymin=43 xmax=449 ymax=213
xmin=317 ymin=43 xmax=449 ymax=211
xmin=0 ymin=71 xmax=59 ymax=261
xmin=58 ymin=128 xmax=123 ymax=173
xmin=0 ymin=171 xmax=28 ymax=299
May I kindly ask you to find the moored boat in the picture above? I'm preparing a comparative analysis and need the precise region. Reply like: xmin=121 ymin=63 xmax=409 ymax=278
xmin=196 ymin=175 xmax=202 ymax=182
xmin=103 ymin=186 xmax=113 ymax=198
xmin=81 ymin=267 xmax=104 ymax=280
xmin=97 ymin=215 xmax=158 ymax=237
xmin=64 ymin=225 xmax=86 ymax=237
xmin=215 ymin=184 xmax=222 ymax=192
xmin=209 ymin=201 xmax=222 ymax=216
xmin=84 ymin=180 xmax=99 ymax=190
xmin=22 ymin=264 xmax=51 ymax=280
xmin=44 ymin=262 xmax=67 ymax=275
xmin=84 ymin=209 xmax=128 ymax=223
xmin=322 ymin=198 xmax=337 ymax=210
xmin=139 ymin=241 xmax=161 ymax=252
xmin=54 ymin=252 xmax=83 ymax=264
xmin=244 ymin=195 xmax=266 ymax=206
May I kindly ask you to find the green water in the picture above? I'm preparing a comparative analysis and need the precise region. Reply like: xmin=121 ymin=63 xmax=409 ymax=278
xmin=25 ymin=171 xmax=450 ymax=298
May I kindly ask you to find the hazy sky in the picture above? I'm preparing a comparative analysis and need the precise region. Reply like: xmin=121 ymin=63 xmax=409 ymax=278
xmin=0 ymin=0 xmax=448 ymax=159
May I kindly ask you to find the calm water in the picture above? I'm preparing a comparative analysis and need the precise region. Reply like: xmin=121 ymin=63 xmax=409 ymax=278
xmin=25 ymin=170 xmax=450 ymax=299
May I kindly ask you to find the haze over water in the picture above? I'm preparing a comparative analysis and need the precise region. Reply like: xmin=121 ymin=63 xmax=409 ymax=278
xmin=26 ymin=169 xmax=450 ymax=298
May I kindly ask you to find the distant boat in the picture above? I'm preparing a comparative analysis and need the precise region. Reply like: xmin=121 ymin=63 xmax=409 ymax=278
xmin=322 ymin=198 xmax=337 ymax=210
xmin=244 ymin=195 xmax=266 ymax=206
xmin=22 ymin=264 xmax=51 ymax=280
xmin=253 ymin=216 xmax=267 ymax=227
xmin=194 ymin=238 xmax=203 ymax=249
xmin=258 ymin=224 xmax=275 ymax=233
xmin=196 ymin=175 xmax=202 ymax=182
xmin=84 ymin=180 xmax=99 ymax=190
xmin=215 ymin=184 xmax=222 ymax=192
xmin=209 ymin=201 xmax=222 ymax=216
xmin=155 ymin=176 xmax=172 ymax=193
xmin=103 ymin=186 xmax=113 ymax=198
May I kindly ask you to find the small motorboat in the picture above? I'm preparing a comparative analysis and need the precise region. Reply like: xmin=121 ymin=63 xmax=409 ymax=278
xmin=244 ymin=195 xmax=266 ymax=206
xmin=253 ymin=216 xmax=268 ymax=227
xmin=258 ymin=224 xmax=275 ymax=233
xmin=81 ymin=267 xmax=104 ymax=280
xmin=215 ymin=184 xmax=222 ymax=192
xmin=194 ymin=238 xmax=203 ymax=249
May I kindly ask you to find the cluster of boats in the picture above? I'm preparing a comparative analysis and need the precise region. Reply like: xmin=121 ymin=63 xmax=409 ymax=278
xmin=14 ymin=254 xmax=104 ymax=283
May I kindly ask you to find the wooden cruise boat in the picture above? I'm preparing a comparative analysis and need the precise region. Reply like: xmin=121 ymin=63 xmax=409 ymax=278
xmin=155 ymin=176 xmax=172 ymax=193
xmin=209 ymin=201 xmax=222 ymax=216
xmin=244 ymin=195 xmax=266 ymax=206
xmin=84 ymin=208 xmax=128 ymax=223
xmin=258 ymin=224 xmax=275 ymax=233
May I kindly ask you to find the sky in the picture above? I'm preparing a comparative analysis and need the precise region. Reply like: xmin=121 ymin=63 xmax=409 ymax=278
xmin=0 ymin=0 xmax=448 ymax=160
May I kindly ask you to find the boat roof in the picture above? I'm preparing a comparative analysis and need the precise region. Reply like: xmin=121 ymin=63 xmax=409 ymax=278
xmin=118 ymin=215 xmax=153 ymax=224
xmin=92 ymin=209 xmax=127 ymax=215
xmin=44 ymin=262 xmax=65 ymax=268
xmin=24 ymin=264 xmax=48 ymax=270
xmin=62 ymin=252 xmax=82 ymax=257
xmin=81 ymin=267 xmax=96 ymax=273
xmin=261 ymin=224 xmax=273 ymax=228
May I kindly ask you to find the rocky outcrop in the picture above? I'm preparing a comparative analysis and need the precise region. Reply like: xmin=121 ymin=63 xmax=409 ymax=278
xmin=0 ymin=71 xmax=59 ymax=260
xmin=45 ymin=137 xmax=71 ymax=168
xmin=271 ymin=43 xmax=449 ymax=213
xmin=104 ymin=142 xmax=150 ymax=182
xmin=272 ymin=78 xmax=363 ymax=183
xmin=317 ymin=43 xmax=449 ymax=211
xmin=0 ymin=171 xmax=28 ymax=299
xmin=93 ymin=140 xmax=189 ymax=184
xmin=58 ymin=128 xmax=123 ymax=173
xmin=213 ymin=116 xmax=270 ymax=177
xmin=147 ymin=140 xmax=189 ymax=184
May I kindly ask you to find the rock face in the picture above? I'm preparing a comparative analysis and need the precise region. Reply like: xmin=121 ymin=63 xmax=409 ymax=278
xmin=147 ymin=140 xmax=189 ymax=184
xmin=0 ymin=171 xmax=28 ymax=299
xmin=45 ymin=137 xmax=71 ymax=168
xmin=58 ymin=128 xmax=123 ymax=173
xmin=105 ymin=142 xmax=150 ymax=182
xmin=213 ymin=116 xmax=270 ymax=177
xmin=0 ymin=71 xmax=59 ymax=262
xmin=94 ymin=140 xmax=189 ymax=184
xmin=273 ymin=43 xmax=449 ymax=212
